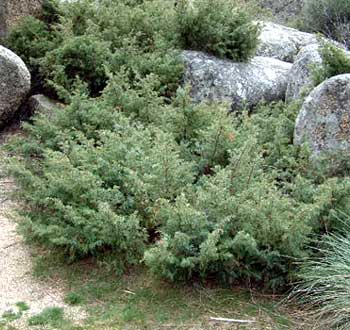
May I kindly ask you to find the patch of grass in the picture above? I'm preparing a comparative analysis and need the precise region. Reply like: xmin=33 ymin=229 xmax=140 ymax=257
xmin=0 ymin=302 xmax=30 ymax=329
xmin=0 ymin=304 xmax=29 ymax=325
xmin=15 ymin=302 xmax=30 ymax=312
xmin=1 ymin=311 xmax=19 ymax=323
xmin=64 ymin=292 xmax=84 ymax=306
xmin=28 ymin=307 xmax=64 ymax=327
xmin=28 ymin=249 xmax=306 ymax=330
xmin=294 ymin=232 xmax=350 ymax=329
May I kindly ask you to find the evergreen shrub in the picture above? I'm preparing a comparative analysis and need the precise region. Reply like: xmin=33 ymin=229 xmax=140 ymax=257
xmin=302 ymin=0 xmax=350 ymax=47
xmin=4 ymin=0 xmax=62 ymax=94
xmin=176 ymin=0 xmax=260 ymax=61
xmin=312 ymin=41 xmax=350 ymax=86
xmin=5 ymin=0 xmax=259 ymax=98
xmin=4 ymin=0 xmax=350 ymax=289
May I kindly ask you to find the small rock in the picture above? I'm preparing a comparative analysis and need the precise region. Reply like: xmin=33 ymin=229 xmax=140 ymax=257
xmin=286 ymin=44 xmax=322 ymax=101
xmin=0 ymin=46 xmax=31 ymax=126
xmin=182 ymin=50 xmax=292 ymax=111
xmin=294 ymin=74 xmax=350 ymax=158
xmin=28 ymin=94 xmax=62 ymax=118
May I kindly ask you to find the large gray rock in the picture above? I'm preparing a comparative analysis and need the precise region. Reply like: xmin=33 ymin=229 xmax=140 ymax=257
xmin=182 ymin=50 xmax=292 ymax=110
xmin=294 ymin=74 xmax=350 ymax=157
xmin=286 ymin=44 xmax=322 ymax=101
xmin=256 ymin=22 xmax=317 ymax=62
xmin=0 ymin=46 xmax=31 ymax=125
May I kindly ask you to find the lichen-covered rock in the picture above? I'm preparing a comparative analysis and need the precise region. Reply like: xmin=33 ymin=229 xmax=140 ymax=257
xmin=182 ymin=50 xmax=292 ymax=110
xmin=294 ymin=74 xmax=350 ymax=157
xmin=286 ymin=44 xmax=322 ymax=101
xmin=256 ymin=22 xmax=317 ymax=62
xmin=0 ymin=46 xmax=31 ymax=125
xmin=0 ymin=0 xmax=43 ymax=38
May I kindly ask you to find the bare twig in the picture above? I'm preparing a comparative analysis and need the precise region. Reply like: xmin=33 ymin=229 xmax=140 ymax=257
xmin=2 ymin=242 xmax=20 ymax=250
xmin=209 ymin=316 xmax=255 ymax=324
xmin=123 ymin=289 xmax=136 ymax=295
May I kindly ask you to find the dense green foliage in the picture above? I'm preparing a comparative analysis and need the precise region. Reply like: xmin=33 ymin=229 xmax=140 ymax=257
xmin=40 ymin=35 xmax=112 ymax=97
xmin=301 ymin=0 xmax=350 ymax=47
xmin=5 ymin=0 xmax=258 ymax=99
xmin=4 ymin=16 xmax=58 ymax=94
xmin=8 ymin=87 xmax=350 ymax=288
xmin=5 ymin=16 xmax=54 ymax=71
xmin=5 ymin=0 xmax=350 ymax=291
xmin=144 ymin=103 xmax=350 ymax=288
xmin=176 ymin=0 xmax=260 ymax=61
xmin=295 ymin=229 xmax=350 ymax=329
xmin=3 ymin=0 xmax=63 ymax=94
xmin=312 ymin=41 xmax=350 ymax=86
